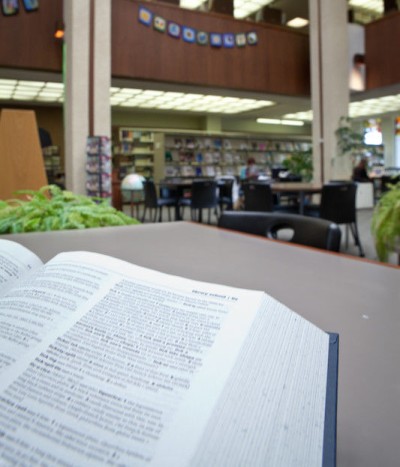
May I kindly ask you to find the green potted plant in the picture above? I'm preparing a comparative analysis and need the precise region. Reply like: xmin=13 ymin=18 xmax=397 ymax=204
xmin=371 ymin=182 xmax=400 ymax=262
xmin=282 ymin=148 xmax=313 ymax=182
xmin=0 ymin=185 xmax=140 ymax=234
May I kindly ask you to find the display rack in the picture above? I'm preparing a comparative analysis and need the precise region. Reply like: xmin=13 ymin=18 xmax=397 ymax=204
xmin=86 ymin=136 xmax=112 ymax=200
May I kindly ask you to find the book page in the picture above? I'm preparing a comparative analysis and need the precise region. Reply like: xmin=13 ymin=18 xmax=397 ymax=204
xmin=0 ymin=250 xmax=265 ymax=466
xmin=0 ymin=239 xmax=43 ymax=294
xmin=187 ymin=296 xmax=330 ymax=467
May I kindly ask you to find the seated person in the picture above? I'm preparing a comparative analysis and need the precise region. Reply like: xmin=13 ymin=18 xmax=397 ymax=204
xmin=245 ymin=158 xmax=259 ymax=180
xmin=352 ymin=158 xmax=371 ymax=182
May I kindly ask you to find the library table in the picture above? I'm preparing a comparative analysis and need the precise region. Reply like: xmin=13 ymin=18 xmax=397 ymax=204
xmin=271 ymin=181 xmax=322 ymax=214
xmin=3 ymin=222 xmax=400 ymax=467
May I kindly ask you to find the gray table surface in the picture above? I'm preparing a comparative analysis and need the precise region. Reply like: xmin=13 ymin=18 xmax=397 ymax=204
xmin=3 ymin=222 xmax=400 ymax=467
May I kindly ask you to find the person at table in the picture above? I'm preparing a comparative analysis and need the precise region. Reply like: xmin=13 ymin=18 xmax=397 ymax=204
xmin=245 ymin=157 xmax=259 ymax=180
xmin=352 ymin=158 xmax=371 ymax=182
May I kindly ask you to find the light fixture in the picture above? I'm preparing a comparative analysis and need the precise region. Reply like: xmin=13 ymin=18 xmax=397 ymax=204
xmin=54 ymin=21 xmax=65 ymax=40
xmin=257 ymin=118 xmax=304 ymax=126
xmin=286 ymin=17 xmax=309 ymax=28
xmin=180 ymin=0 xmax=276 ymax=19
xmin=283 ymin=92 xmax=400 ymax=121
xmin=6 ymin=77 xmax=400 ymax=121
xmin=348 ymin=0 xmax=384 ymax=14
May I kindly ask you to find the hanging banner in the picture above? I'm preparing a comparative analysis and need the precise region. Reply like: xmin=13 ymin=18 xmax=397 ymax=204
xmin=138 ymin=6 xmax=258 ymax=49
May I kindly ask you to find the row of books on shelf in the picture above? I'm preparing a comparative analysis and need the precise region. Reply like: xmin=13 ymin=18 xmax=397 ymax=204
xmin=113 ymin=142 xmax=154 ymax=155
xmin=166 ymin=151 xmax=291 ymax=165
xmin=165 ymin=165 xmax=240 ymax=178
xmin=119 ymin=129 xmax=154 ymax=143
xmin=165 ymin=137 xmax=311 ymax=152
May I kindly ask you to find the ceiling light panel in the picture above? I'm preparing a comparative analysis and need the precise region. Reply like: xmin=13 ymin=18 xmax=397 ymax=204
xmin=234 ymin=0 xmax=275 ymax=19
xmin=180 ymin=0 xmax=275 ymax=18
xmin=348 ymin=0 xmax=383 ymax=13
xmin=180 ymin=0 xmax=206 ymax=10
xmin=0 ymin=79 xmax=274 ymax=114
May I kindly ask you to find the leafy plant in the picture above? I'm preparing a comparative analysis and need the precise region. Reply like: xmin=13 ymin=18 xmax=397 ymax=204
xmin=335 ymin=116 xmax=364 ymax=156
xmin=371 ymin=182 xmax=400 ymax=262
xmin=282 ymin=149 xmax=313 ymax=182
xmin=0 ymin=185 xmax=140 ymax=234
xmin=336 ymin=116 xmax=381 ymax=161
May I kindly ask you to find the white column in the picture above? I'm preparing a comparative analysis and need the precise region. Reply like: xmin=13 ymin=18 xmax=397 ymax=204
xmin=381 ymin=114 xmax=396 ymax=167
xmin=63 ymin=0 xmax=90 ymax=194
xmin=63 ymin=0 xmax=111 ymax=194
xmin=93 ymin=0 xmax=111 ymax=137
xmin=309 ymin=0 xmax=350 ymax=183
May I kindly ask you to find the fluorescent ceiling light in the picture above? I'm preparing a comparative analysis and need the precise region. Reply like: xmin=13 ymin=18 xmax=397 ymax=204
xmin=348 ymin=0 xmax=383 ymax=13
xmin=109 ymin=88 xmax=274 ymax=113
xmin=180 ymin=0 xmax=275 ymax=19
xmin=234 ymin=0 xmax=274 ymax=19
xmin=257 ymin=118 xmax=304 ymax=126
xmin=180 ymin=0 xmax=206 ymax=10
xmin=283 ymin=93 xmax=400 ymax=121
xmin=286 ymin=17 xmax=309 ymax=28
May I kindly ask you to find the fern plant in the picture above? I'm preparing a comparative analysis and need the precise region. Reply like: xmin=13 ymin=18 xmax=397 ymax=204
xmin=0 ymin=185 xmax=140 ymax=234
xmin=371 ymin=182 xmax=400 ymax=262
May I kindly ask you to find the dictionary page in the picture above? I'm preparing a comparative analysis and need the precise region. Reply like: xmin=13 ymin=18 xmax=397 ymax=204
xmin=0 ymin=250 xmax=265 ymax=466
xmin=0 ymin=239 xmax=43 ymax=294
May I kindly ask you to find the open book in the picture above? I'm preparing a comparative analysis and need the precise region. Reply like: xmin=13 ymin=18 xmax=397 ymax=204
xmin=0 ymin=239 xmax=337 ymax=466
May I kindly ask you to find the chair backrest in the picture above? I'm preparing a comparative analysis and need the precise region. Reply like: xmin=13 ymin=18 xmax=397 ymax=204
xmin=242 ymin=182 xmax=273 ymax=212
xmin=217 ymin=178 xmax=234 ymax=199
xmin=320 ymin=182 xmax=357 ymax=224
xmin=218 ymin=211 xmax=342 ymax=252
xmin=143 ymin=180 xmax=158 ymax=208
xmin=191 ymin=180 xmax=218 ymax=209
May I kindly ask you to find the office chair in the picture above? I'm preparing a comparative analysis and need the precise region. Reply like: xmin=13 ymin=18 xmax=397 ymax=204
xmin=217 ymin=178 xmax=234 ymax=212
xmin=180 ymin=179 xmax=218 ymax=223
xmin=218 ymin=211 xmax=342 ymax=252
xmin=306 ymin=182 xmax=364 ymax=256
xmin=242 ymin=181 xmax=273 ymax=212
xmin=141 ymin=180 xmax=177 ymax=222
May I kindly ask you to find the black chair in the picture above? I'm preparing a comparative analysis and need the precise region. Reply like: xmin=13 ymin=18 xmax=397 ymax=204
xmin=242 ymin=182 xmax=273 ymax=212
xmin=305 ymin=182 xmax=364 ymax=256
xmin=141 ymin=180 xmax=177 ymax=222
xmin=217 ymin=178 xmax=234 ymax=212
xmin=180 ymin=180 xmax=218 ymax=223
xmin=380 ymin=175 xmax=400 ymax=194
xmin=218 ymin=211 xmax=342 ymax=252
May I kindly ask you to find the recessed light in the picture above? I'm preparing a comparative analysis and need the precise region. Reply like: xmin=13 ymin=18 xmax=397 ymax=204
xmin=286 ymin=17 xmax=309 ymax=28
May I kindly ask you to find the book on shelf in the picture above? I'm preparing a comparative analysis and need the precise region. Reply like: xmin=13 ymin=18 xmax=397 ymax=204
xmin=0 ymin=239 xmax=338 ymax=467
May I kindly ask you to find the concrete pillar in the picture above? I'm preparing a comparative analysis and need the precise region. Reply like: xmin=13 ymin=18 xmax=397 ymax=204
xmin=92 ymin=0 xmax=111 ymax=137
xmin=381 ymin=113 xmax=397 ymax=167
xmin=309 ymin=0 xmax=351 ymax=182
xmin=63 ymin=0 xmax=111 ymax=194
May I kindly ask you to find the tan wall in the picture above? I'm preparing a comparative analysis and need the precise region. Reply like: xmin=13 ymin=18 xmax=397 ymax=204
xmin=0 ymin=104 xmax=64 ymax=170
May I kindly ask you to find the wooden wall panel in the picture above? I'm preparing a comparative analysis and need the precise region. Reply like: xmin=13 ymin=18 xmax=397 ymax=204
xmin=365 ymin=12 xmax=400 ymax=89
xmin=0 ymin=109 xmax=48 ymax=200
xmin=0 ymin=0 xmax=63 ymax=72
xmin=112 ymin=0 xmax=310 ymax=96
